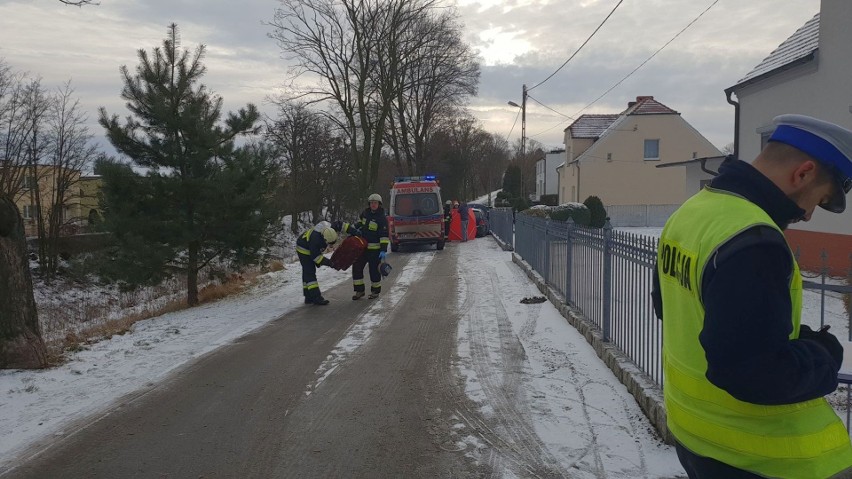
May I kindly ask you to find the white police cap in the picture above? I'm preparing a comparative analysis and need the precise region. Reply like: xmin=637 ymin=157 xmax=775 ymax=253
xmin=769 ymin=114 xmax=852 ymax=213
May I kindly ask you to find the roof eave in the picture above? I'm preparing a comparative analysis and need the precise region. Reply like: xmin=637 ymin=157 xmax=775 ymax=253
xmin=725 ymin=51 xmax=816 ymax=94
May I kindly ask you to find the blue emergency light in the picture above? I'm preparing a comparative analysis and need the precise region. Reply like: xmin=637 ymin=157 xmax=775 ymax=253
xmin=393 ymin=175 xmax=439 ymax=183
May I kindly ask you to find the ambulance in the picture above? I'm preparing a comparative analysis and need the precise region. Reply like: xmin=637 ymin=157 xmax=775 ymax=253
xmin=388 ymin=175 xmax=444 ymax=252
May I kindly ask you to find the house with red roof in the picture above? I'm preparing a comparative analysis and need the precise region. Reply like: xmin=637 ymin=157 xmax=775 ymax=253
xmin=556 ymin=96 xmax=720 ymax=207
xmin=725 ymin=0 xmax=852 ymax=274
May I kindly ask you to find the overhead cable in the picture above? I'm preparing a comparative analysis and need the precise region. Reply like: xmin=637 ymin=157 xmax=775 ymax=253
xmin=572 ymin=0 xmax=721 ymax=117
xmin=528 ymin=0 xmax=626 ymax=92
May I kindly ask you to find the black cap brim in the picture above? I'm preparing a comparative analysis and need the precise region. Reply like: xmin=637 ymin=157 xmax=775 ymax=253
xmin=819 ymin=175 xmax=847 ymax=213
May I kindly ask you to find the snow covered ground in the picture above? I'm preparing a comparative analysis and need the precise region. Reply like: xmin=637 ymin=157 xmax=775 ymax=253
xmin=2 ymin=218 xmax=849 ymax=476
xmin=0 ymin=231 xmax=687 ymax=476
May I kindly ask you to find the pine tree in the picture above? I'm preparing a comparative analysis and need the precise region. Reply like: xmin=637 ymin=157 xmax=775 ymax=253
xmin=98 ymin=24 xmax=281 ymax=306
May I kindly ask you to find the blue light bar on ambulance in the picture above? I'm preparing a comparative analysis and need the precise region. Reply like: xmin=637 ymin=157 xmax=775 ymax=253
xmin=393 ymin=175 xmax=439 ymax=183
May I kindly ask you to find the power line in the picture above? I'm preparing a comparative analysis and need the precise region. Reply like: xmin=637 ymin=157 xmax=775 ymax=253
xmin=506 ymin=108 xmax=521 ymax=142
xmin=572 ymin=0 xmax=721 ymax=117
xmin=528 ymin=0 xmax=626 ymax=92
xmin=527 ymin=94 xmax=574 ymax=119
xmin=528 ymin=0 xmax=720 ymax=142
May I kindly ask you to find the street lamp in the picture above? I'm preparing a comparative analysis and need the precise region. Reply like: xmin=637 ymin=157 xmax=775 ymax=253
xmin=507 ymin=84 xmax=528 ymax=157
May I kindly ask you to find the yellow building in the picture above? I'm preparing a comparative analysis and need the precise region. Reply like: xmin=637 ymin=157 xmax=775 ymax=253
xmin=8 ymin=166 xmax=101 ymax=237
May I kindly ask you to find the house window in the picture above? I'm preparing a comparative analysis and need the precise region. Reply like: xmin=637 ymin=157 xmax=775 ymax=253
xmin=571 ymin=186 xmax=576 ymax=202
xmin=24 ymin=176 xmax=37 ymax=190
xmin=606 ymin=153 xmax=612 ymax=162
xmin=644 ymin=139 xmax=660 ymax=160
xmin=22 ymin=204 xmax=35 ymax=219
xmin=692 ymin=152 xmax=698 ymax=159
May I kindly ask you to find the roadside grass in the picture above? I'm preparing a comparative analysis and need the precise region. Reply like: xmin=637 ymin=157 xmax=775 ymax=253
xmin=37 ymin=266 xmax=271 ymax=366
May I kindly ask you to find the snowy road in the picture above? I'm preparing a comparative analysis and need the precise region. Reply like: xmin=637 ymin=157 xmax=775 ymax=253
xmin=453 ymin=238 xmax=682 ymax=478
xmin=1 ymin=236 xmax=684 ymax=477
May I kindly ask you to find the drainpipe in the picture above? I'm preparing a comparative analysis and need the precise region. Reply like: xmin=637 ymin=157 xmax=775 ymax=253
xmin=725 ymin=88 xmax=740 ymax=159
xmin=699 ymin=158 xmax=718 ymax=177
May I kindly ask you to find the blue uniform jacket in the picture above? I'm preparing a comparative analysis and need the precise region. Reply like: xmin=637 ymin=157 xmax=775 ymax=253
xmin=653 ymin=157 xmax=840 ymax=405
xmin=357 ymin=207 xmax=388 ymax=253
xmin=296 ymin=229 xmax=331 ymax=267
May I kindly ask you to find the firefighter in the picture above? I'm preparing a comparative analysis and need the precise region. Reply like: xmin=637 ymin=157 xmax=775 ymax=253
xmin=352 ymin=193 xmax=389 ymax=300
xmin=443 ymin=200 xmax=452 ymax=240
xmin=295 ymin=221 xmax=339 ymax=305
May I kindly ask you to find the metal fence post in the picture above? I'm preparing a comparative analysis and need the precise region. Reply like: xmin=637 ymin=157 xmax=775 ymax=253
xmin=565 ymin=218 xmax=573 ymax=305
xmin=544 ymin=219 xmax=551 ymax=284
xmin=602 ymin=218 xmax=613 ymax=342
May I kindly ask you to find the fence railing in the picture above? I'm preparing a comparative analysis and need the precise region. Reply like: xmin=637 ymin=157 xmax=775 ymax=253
xmin=492 ymin=210 xmax=852 ymax=428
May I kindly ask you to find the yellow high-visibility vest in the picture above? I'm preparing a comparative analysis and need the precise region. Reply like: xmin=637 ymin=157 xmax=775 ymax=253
xmin=660 ymin=188 xmax=852 ymax=478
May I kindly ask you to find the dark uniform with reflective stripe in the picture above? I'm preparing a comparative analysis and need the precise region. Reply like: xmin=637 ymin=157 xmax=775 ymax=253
xmin=352 ymin=207 xmax=389 ymax=296
xmin=296 ymin=228 xmax=332 ymax=303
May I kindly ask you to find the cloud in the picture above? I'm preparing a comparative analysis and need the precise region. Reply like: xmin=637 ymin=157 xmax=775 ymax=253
xmin=0 ymin=0 xmax=821 ymax=156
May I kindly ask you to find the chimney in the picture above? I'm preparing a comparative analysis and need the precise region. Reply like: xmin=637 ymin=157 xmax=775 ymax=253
xmin=636 ymin=95 xmax=654 ymax=102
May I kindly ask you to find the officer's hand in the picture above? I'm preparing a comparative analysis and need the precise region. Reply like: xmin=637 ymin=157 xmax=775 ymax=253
xmin=379 ymin=251 xmax=386 ymax=261
xmin=800 ymin=325 xmax=844 ymax=366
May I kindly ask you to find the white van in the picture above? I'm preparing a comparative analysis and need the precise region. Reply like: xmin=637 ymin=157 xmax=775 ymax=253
xmin=388 ymin=175 xmax=444 ymax=252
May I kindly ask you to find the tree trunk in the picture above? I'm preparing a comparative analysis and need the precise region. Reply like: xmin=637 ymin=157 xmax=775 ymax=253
xmin=0 ymin=196 xmax=47 ymax=369
xmin=187 ymin=240 xmax=199 ymax=306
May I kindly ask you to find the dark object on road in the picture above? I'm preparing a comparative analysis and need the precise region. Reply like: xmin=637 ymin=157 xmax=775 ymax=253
xmin=520 ymin=296 xmax=546 ymax=304
xmin=380 ymin=262 xmax=392 ymax=277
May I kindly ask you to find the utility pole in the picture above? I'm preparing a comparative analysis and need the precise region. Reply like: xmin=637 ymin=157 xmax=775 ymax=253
xmin=520 ymin=84 xmax=527 ymax=157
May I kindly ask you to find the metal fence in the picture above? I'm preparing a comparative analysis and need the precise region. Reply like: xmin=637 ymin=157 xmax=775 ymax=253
xmin=493 ymin=211 xmax=852 ymax=408
xmin=489 ymin=207 xmax=515 ymax=251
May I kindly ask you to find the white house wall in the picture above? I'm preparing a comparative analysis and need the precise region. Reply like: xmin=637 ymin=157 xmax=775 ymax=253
xmin=735 ymin=0 xmax=852 ymax=235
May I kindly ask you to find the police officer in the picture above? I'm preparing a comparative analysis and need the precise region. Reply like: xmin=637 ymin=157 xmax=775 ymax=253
xmin=295 ymin=221 xmax=339 ymax=305
xmin=352 ymin=193 xmax=389 ymax=300
xmin=654 ymin=114 xmax=852 ymax=478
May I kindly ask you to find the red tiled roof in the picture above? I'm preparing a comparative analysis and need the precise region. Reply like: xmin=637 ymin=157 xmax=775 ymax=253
xmin=566 ymin=114 xmax=619 ymax=139
xmin=624 ymin=96 xmax=679 ymax=115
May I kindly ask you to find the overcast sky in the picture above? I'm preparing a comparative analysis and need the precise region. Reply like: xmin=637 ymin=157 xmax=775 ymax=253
xmin=0 ymin=0 xmax=821 ymax=155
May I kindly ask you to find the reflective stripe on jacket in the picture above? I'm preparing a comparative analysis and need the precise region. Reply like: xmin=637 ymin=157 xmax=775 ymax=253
xmin=660 ymin=188 xmax=852 ymax=479
xmin=357 ymin=207 xmax=388 ymax=253
xmin=295 ymin=228 xmax=329 ymax=266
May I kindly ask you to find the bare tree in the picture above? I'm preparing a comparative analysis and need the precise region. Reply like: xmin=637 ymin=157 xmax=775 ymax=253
xmin=384 ymin=9 xmax=479 ymax=175
xmin=0 ymin=61 xmax=46 ymax=369
xmin=34 ymin=82 xmax=98 ymax=277
xmin=270 ymin=0 xmax=457 ymax=196
xmin=59 ymin=0 xmax=98 ymax=5
xmin=266 ymin=101 xmax=356 ymax=232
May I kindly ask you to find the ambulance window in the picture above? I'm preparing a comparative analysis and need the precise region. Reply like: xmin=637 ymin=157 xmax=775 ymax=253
xmin=395 ymin=196 xmax=414 ymax=216
xmin=395 ymin=193 xmax=439 ymax=216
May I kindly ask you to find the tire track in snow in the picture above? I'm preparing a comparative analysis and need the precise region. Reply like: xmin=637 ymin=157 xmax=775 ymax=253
xmin=456 ymin=246 xmax=572 ymax=478
xmin=492 ymin=249 xmax=654 ymax=478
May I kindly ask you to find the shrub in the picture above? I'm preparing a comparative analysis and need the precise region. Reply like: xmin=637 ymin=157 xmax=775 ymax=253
xmin=495 ymin=191 xmax=511 ymax=207
xmin=539 ymin=194 xmax=558 ymax=206
xmin=522 ymin=207 xmax=549 ymax=218
xmin=509 ymin=196 xmax=530 ymax=212
xmin=550 ymin=202 xmax=590 ymax=226
xmin=583 ymin=195 xmax=607 ymax=228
